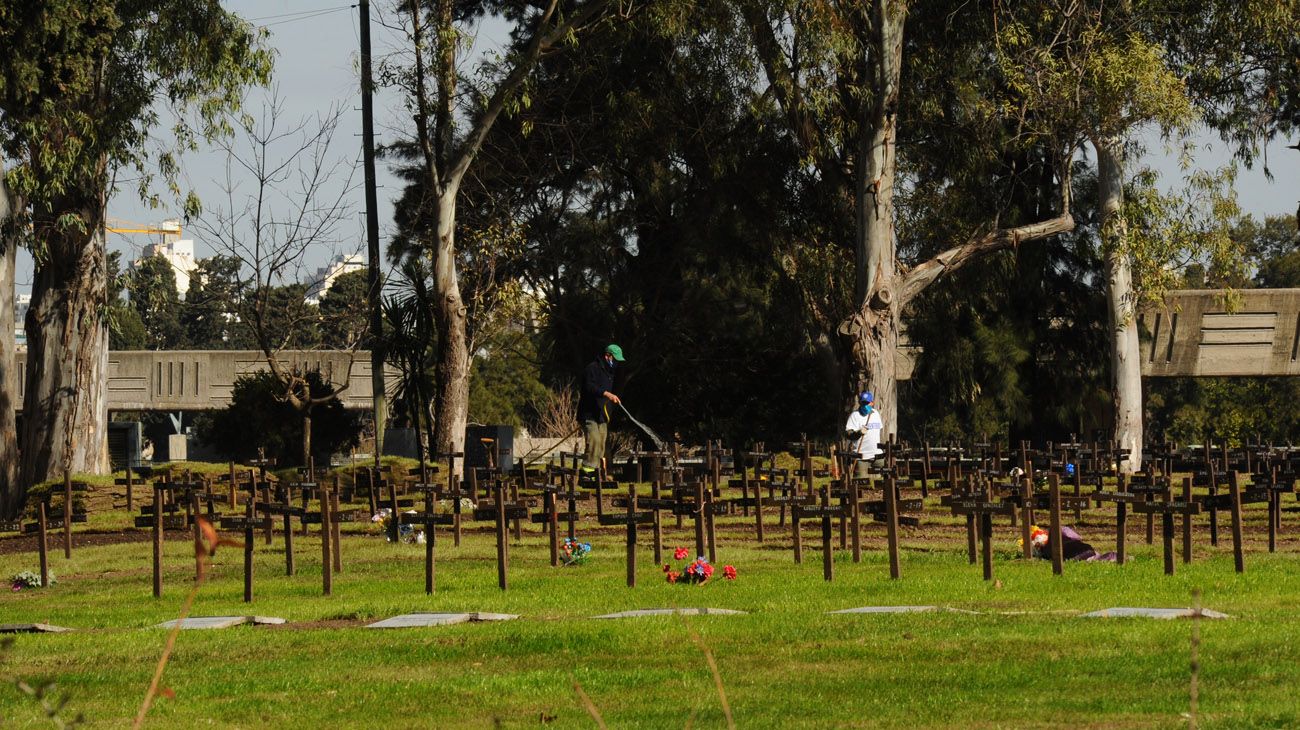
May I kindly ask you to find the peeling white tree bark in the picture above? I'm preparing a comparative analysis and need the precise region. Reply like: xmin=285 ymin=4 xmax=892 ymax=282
xmin=1096 ymin=136 xmax=1143 ymax=473
xmin=0 ymin=163 xmax=21 ymax=516
xmin=22 ymin=202 xmax=111 ymax=483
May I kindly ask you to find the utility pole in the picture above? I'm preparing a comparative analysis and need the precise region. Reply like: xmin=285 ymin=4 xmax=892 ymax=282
xmin=359 ymin=0 xmax=386 ymax=465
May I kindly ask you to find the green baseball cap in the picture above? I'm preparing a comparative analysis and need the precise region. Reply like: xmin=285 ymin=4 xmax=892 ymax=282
xmin=605 ymin=343 xmax=625 ymax=362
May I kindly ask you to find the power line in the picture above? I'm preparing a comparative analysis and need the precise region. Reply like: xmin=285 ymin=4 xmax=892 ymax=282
xmin=256 ymin=6 xmax=355 ymax=29
xmin=261 ymin=8 xmax=352 ymax=28
xmin=246 ymin=5 xmax=354 ymax=23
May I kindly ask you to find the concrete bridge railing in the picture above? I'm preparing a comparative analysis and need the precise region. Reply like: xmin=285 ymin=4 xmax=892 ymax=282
xmin=14 ymin=350 xmax=388 ymax=412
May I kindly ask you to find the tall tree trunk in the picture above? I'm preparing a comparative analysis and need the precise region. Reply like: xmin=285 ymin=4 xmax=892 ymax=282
xmin=302 ymin=410 xmax=313 ymax=468
xmin=1096 ymin=136 xmax=1143 ymax=473
xmin=432 ymin=195 xmax=469 ymax=455
xmin=22 ymin=206 xmax=110 ymax=484
xmin=0 ymin=164 xmax=20 ymax=517
xmin=405 ymin=0 xmax=588 ymax=458
xmin=844 ymin=0 xmax=905 ymax=438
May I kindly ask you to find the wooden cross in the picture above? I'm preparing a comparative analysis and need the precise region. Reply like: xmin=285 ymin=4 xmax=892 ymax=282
xmin=114 ymin=466 xmax=136 ymax=512
xmin=1092 ymin=483 xmax=1147 ymax=566
xmin=1244 ymin=468 xmax=1294 ymax=553
xmin=431 ymin=451 xmax=464 ymax=546
xmin=447 ymin=481 xmax=529 ymax=590
xmin=219 ymin=504 xmax=270 ymax=604
xmin=1125 ymin=471 xmax=1171 ymax=546
xmin=793 ymin=486 xmax=848 ymax=582
xmin=1132 ymin=476 xmax=1201 ymax=575
xmin=403 ymin=482 xmax=457 ymax=595
xmin=771 ymin=490 xmax=815 ymax=564
xmin=534 ymin=483 xmax=589 ymax=567
xmin=949 ymin=481 xmax=1014 ymax=581
xmin=602 ymin=484 xmax=655 ymax=587
xmin=940 ymin=476 xmax=985 ymax=565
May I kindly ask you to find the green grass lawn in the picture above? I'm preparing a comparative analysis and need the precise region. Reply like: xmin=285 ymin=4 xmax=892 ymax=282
xmin=2 ymin=500 xmax=1299 ymax=728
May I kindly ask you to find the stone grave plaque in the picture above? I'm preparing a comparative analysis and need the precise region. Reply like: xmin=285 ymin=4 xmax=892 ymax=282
xmin=154 ymin=615 xmax=287 ymax=629
xmin=1080 ymin=607 xmax=1230 ymax=619
xmin=0 ymin=623 xmax=74 ymax=633
xmin=365 ymin=612 xmax=519 ymax=629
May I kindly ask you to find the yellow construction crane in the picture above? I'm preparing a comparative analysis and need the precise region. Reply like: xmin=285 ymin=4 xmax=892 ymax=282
xmin=105 ymin=218 xmax=183 ymax=242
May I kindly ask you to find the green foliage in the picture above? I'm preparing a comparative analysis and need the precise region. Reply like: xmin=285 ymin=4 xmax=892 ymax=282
xmin=468 ymin=329 xmax=549 ymax=429
xmin=105 ymin=250 xmax=146 ymax=349
xmin=181 ymin=254 xmax=250 ymax=349
xmin=994 ymin=1 xmax=1196 ymax=142
xmin=903 ymin=229 xmax=1110 ymax=444
xmin=126 ymin=255 xmax=184 ymax=349
xmin=0 ymin=1 xmax=273 ymax=244
xmin=1148 ymin=376 xmax=1300 ymax=446
xmin=1123 ymin=163 xmax=1247 ymax=301
xmin=1240 ymin=215 xmax=1300 ymax=287
xmin=380 ymin=263 xmax=436 ymax=440
xmin=1160 ymin=0 xmax=1300 ymax=160
xmin=431 ymin=2 xmax=841 ymax=444
xmin=198 ymin=370 xmax=360 ymax=466
xmin=318 ymin=268 xmax=370 ymax=349
xmin=108 ymin=307 xmax=147 ymax=350
xmin=243 ymin=283 xmax=321 ymax=351
xmin=1255 ymin=252 xmax=1300 ymax=288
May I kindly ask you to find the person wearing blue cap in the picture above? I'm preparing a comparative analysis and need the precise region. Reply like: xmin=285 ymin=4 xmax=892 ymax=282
xmin=844 ymin=391 xmax=884 ymax=476
xmin=578 ymin=344 xmax=624 ymax=473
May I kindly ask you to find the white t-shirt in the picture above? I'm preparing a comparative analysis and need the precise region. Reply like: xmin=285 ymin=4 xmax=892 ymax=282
xmin=845 ymin=408 xmax=883 ymax=459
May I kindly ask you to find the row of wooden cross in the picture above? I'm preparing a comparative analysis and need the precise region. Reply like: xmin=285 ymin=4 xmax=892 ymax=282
xmin=12 ymin=435 xmax=1297 ymax=597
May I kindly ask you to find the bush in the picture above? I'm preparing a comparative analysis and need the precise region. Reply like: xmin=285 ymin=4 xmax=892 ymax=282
xmin=198 ymin=370 xmax=361 ymax=466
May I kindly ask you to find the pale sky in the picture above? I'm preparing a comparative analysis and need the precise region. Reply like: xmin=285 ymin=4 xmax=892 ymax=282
xmin=13 ymin=2 xmax=1299 ymax=293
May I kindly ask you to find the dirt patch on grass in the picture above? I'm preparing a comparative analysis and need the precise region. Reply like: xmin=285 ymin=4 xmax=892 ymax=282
xmin=0 ymin=529 xmax=165 ymax=556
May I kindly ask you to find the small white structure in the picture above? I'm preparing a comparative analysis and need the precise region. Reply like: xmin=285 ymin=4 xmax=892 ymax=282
xmin=305 ymin=253 xmax=365 ymax=305
xmin=130 ymin=220 xmax=199 ymax=298
xmin=14 ymin=292 xmax=29 ymax=350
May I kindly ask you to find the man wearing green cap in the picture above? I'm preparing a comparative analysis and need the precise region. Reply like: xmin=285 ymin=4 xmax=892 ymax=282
xmin=578 ymin=344 xmax=624 ymax=473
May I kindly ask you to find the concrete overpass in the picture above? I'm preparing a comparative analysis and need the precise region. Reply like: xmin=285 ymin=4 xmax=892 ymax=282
xmin=1139 ymin=289 xmax=1300 ymax=377
xmin=14 ymin=350 xmax=388 ymax=412
xmin=10 ymin=288 xmax=1293 ymax=416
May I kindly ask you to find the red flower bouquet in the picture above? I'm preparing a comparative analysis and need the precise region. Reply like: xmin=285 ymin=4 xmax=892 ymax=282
xmin=663 ymin=548 xmax=736 ymax=585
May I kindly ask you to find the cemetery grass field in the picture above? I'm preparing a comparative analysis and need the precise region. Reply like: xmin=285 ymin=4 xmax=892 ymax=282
xmin=4 ymin=497 xmax=1300 ymax=728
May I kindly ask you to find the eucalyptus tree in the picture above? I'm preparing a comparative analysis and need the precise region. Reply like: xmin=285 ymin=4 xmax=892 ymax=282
xmin=0 ymin=2 xmax=270 ymax=497
xmin=390 ymin=0 xmax=613 ymax=455
xmin=440 ymin=1 xmax=844 ymax=442
xmin=998 ymin=0 xmax=1299 ymax=470
xmin=0 ymin=165 xmax=18 ymax=516
xmin=739 ymin=0 xmax=1078 ymax=436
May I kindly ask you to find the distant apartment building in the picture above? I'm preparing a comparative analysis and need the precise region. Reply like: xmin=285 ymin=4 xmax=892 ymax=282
xmin=128 ymin=220 xmax=200 ymax=298
xmin=305 ymin=253 xmax=365 ymax=305
xmin=15 ymin=292 xmax=29 ymax=351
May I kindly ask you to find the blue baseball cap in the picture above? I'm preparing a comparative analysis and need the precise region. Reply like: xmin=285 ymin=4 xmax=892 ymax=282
xmin=859 ymin=391 xmax=874 ymax=404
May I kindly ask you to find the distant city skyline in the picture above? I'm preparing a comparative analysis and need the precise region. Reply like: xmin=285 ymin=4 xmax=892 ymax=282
xmin=9 ymin=2 xmax=1298 ymax=295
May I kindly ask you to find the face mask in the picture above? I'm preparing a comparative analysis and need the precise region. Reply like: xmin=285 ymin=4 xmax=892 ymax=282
xmin=859 ymin=404 xmax=873 ymax=416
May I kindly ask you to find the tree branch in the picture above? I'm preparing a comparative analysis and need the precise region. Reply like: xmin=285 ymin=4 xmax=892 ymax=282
xmin=898 ymin=210 xmax=1075 ymax=307
xmin=443 ymin=0 xmax=607 ymax=193
xmin=738 ymin=0 xmax=847 ymax=189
